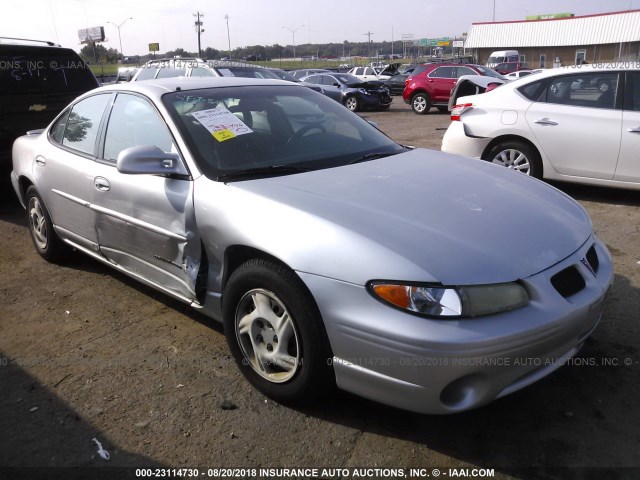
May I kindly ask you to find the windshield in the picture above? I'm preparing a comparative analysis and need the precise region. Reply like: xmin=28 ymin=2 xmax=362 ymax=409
xmin=474 ymin=66 xmax=504 ymax=79
xmin=163 ymin=85 xmax=405 ymax=181
xmin=335 ymin=73 xmax=363 ymax=84
xmin=0 ymin=46 xmax=98 ymax=94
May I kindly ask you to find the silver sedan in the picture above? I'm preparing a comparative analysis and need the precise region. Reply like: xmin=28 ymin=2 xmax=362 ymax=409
xmin=11 ymin=78 xmax=613 ymax=414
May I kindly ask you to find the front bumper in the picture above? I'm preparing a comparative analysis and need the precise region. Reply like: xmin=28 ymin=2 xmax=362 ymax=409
xmin=299 ymin=235 xmax=613 ymax=414
xmin=441 ymin=120 xmax=492 ymax=159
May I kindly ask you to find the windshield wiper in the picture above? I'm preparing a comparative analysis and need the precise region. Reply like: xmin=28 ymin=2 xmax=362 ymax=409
xmin=347 ymin=152 xmax=396 ymax=165
xmin=217 ymin=165 xmax=312 ymax=182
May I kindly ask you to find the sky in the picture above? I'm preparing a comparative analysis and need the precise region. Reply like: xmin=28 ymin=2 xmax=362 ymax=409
xmin=2 ymin=0 xmax=639 ymax=56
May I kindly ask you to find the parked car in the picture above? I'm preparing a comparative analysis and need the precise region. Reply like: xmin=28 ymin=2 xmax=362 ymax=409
xmin=290 ymin=68 xmax=332 ymax=80
xmin=494 ymin=62 xmax=529 ymax=75
xmin=301 ymin=72 xmax=392 ymax=111
xmin=132 ymin=58 xmax=280 ymax=81
xmin=386 ymin=64 xmax=431 ymax=95
xmin=11 ymin=77 xmax=612 ymax=414
xmin=347 ymin=66 xmax=383 ymax=82
xmin=504 ymin=69 xmax=536 ymax=79
xmin=0 ymin=37 xmax=99 ymax=183
xmin=403 ymin=63 xmax=504 ymax=114
xmin=268 ymin=68 xmax=342 ymax=103
xmin=442 ymin=65 xmax=640 ymax=190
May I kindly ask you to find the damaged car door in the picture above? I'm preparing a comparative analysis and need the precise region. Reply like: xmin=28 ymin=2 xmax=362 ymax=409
xmin=91 ymin=92 xmax=201 ymax=302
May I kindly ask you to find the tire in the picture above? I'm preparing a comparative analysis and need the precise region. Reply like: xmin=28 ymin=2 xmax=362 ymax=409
xmin=411 ymin=93 xmax=431 ymax=114
xmin=436 ymin=106 xmax=449 ymax=113
xmin=25 ymin=186 xmax=70 ymax=262
xmin=222 ymin=259 xmax=334 ymax=404
xmin=484 ymin=140 xmax=543 ymax=179
xmin=344 ymin=96 xmax=359 ymax=112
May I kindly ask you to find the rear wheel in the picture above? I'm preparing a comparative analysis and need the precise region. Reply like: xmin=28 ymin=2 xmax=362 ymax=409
xmin=411 ymin=93 xmax=431 ymax=114
xmin=222 ymin=259 xmax=334 ymax=404
xmin=484 ymin=140 xmax=542 ymax=179
xmin=26 ymin=186 xmax=71 ymax=262
xmin=344 ymin=96 xmax=359 ymax=112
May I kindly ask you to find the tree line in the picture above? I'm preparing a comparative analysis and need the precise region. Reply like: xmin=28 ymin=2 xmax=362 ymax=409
xmin=79 ymin=39 xmax=418 ymax=64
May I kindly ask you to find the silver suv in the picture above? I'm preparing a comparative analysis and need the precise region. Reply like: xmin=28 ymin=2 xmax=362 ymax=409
xmin=132 ymin=58 xmax=280 ymax=81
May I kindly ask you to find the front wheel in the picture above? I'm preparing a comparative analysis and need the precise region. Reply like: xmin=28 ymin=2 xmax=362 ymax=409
xmin=222 ymin=259 xmax=334 ymax=404
xmin=411 ymin=93 xmax=431 ymax=114
xmin=344 ymin=96 xmax=359 ymax=111
xmin=484 ymin=140 xmax=542 ymax=179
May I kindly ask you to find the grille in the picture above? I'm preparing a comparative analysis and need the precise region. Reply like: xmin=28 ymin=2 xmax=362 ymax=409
xmin=551 ymin=266 xmax=586 ymax=298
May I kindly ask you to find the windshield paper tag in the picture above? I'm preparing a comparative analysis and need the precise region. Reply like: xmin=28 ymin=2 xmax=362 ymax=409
xmin=191 ymin=107 xmax=253 ymax=142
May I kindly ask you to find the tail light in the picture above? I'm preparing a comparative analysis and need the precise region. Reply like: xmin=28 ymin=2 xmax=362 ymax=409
xmin=450 ymin=103 xmax=473 ymax=121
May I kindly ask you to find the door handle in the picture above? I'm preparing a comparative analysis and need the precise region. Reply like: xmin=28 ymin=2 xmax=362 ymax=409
xmin=35 ymin=155 xmax=46 ymax=166
xmin=94 ymin=177 xmax=110 ymax=192
xmin=627 ymin=127 xmax=640 ymax=133
xmin=534 ymin=118 xmax=558 ymax=126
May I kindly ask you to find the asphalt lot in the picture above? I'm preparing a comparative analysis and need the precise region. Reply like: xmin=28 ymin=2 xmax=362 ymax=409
xmin=1 ymin=100 xmax=639 ymax=478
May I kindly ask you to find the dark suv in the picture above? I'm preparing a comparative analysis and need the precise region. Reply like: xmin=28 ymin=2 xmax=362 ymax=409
xmin=403 ymin=63 xmax=503 ymax=114
xmin=0 ymin=38 xmax=99 ymax=181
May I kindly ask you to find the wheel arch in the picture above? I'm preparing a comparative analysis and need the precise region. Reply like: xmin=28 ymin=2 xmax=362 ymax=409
xmin=18 ymin=176 xmax=34 ymax=206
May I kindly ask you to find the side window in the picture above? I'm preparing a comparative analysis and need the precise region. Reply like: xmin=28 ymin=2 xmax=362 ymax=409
xmin=545 ymin=73 xmax=618 ymax=109
xmin=304 ymin=75 xmax=322 ymax=85
xmin=429 ymin=66 xmax=455 ymax=78
xmin=136 ymin=66 xmax=158 ymax=81
xmin=50 ymin=110 xmax=71 ymax=145
xmin=323 ymin=76 xmax=337 ymax=86
xmin=456 ymin=67 xmax=476 ymax=78
xmin=191 ymin=66 xmax=215 ymax=77
xmin=518 ymin=80 xmax=547 ymax=101
xmin=103 ymin=94 xmax=175 ymax=162
xmin=62 ymin=94 xmax=111 ymax=155
xmin=626 ymin=72 xmax=640 ymax=112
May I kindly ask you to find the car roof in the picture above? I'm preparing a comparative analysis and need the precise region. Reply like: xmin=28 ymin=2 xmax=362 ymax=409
xmin=84 ymin=76 xmax=298 ymax=101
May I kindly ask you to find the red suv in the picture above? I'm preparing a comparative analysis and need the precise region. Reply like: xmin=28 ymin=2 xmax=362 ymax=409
xmin=403 ymin=63 xmax=503 ymax=114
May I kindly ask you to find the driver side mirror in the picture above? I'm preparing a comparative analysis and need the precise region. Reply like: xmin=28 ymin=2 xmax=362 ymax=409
xmin=117 ymin=145 xmax=189 ymax=177
xmin=333 ymin=82 xmax=341 ymax=87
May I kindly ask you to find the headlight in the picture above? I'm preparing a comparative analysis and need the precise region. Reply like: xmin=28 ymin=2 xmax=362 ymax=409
xmin=369 ymin=282 xmax=529 ymax=318
xmin=357 ymin=88 xmax=370 ymax=95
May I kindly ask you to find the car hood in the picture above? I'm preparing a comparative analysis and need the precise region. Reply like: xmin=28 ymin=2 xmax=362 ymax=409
xmin=228 ymin=149 xmax=592 ymax=285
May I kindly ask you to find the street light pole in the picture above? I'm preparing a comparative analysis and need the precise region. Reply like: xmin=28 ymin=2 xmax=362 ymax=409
xmin=107 ymin=17 xmax=132 ymax=62
xmin=225 ymin=14 xmax=231 ymax=58
xmin=282 ymin=25 xmax=304 ymax=59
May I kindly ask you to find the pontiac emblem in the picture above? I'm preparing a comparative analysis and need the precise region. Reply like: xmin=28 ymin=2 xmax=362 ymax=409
xmin=580 ymin=258 xmax=596 ymax=277
xmin=29 ymin=104 xmax=47 ymax=112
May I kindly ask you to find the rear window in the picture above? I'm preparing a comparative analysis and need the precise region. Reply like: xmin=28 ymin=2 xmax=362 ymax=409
xmin=0 ymin=45 xmax=98 ymax=94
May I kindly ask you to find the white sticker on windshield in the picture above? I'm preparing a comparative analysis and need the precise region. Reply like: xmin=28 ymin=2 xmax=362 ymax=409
xmin=191 ymin=107 xmax=253 ymax=142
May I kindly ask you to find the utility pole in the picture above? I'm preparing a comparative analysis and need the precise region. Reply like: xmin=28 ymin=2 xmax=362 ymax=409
xmin=364 ymin=31 xmax=374 ymax=60
xmin=224 ymin=14 xmax=231 ymax=58
xmin=193 ymin=11 xmax=204 ymax=58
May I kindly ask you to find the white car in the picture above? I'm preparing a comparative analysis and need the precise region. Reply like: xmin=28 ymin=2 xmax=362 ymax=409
xmin=442 ymin=65 xmax=640 ymax=190
xmin=505 ymin=70 xmax=535 ymax=79
xmin=348 ymin=66 xmax=389 ymax=82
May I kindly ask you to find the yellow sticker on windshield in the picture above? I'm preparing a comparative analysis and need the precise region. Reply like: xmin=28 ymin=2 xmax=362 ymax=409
xmin=212 ymin=129 xmax=236 ymax=142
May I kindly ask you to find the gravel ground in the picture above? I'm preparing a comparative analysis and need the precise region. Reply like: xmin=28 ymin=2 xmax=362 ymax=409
xmin=1 ymin=101 xmax=639 ymax=479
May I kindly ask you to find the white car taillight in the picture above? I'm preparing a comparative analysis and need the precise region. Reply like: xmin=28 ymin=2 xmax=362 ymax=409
xmin=450 ymin=103 xmax=474 ymax=121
